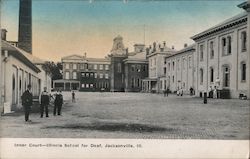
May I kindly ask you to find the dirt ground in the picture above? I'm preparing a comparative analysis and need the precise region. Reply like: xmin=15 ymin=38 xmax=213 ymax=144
xmin=0 ymin=92 xmax=249 ymax=139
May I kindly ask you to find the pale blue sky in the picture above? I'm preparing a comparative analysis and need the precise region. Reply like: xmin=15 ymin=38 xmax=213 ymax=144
xmin=1 ymin=0 xmax=246 ymax=61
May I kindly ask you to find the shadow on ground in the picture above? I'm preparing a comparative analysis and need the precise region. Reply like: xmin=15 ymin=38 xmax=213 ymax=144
xmin=43 ymin=122 xmax=175 ymax=133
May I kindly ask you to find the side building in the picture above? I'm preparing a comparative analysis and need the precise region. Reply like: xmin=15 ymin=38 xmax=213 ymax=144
xmin=142 ymin=42 xmax=176 ymax=93
xmin=191 ymin=9 xmax=249 ymax=99
xmin=108 ymin=35 xmax=149 ymax=92
xmin=1 ymin=30 xmax=51 ymax=114
xmin=54 ymin=54 xmax=111 ymax=92
xmin=163 ymin=44 xmax=195 ymax=94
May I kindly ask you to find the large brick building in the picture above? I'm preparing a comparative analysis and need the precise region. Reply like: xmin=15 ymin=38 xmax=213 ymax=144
xmin=54 ymin=54 xmax=111 ymax=91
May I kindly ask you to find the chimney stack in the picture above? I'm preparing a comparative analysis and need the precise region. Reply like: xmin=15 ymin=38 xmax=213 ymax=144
xmin=163 ymin=41 xmax=166 ymax=47
xmin=184 ymin=43 xmax=188 ymax=48
xmin=172 ymin=46 xmax=175 ymax=50
xmin=84 ymin=52 xmax=87 ymax=58
xmin=1 ymin=29 xmax=7 ymax=41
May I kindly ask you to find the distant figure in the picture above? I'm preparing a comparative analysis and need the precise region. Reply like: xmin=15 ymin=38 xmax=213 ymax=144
xmin=189 ymin=87 xmax=193 ymax=96
xmin=213 ymin=86 xmax=217 ymax=99
xmin=21 ymin=84 xmax=33 ymax=122
xmin=163 ymin=89 xmax=167 ymax=97
xmin=180 ymin=88 xmax=183 ymax=96
xmin=54 ymin=90 xmax=63 ymax=116
xmin=166 ymin=87 xmax=170 ymax=97
xmin=39 ymin=87 xmax=50 ymax=118
xmin=72 ymin=91 xmax=75 ymax=103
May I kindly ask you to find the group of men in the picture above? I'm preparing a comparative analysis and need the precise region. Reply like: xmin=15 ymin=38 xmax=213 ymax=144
xmin=21 ymin=85 xmax=64 ymax=122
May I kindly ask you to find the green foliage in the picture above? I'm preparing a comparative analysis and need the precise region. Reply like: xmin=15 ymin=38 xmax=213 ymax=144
xmin=42 ymin=61 xmax=62 ymax=80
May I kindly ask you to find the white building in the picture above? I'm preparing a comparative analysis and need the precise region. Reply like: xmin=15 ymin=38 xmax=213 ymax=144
xmin=142 ymin=42 xmax=176 ymax=93
xmin=191 ymin=8 xmax=249 ymax=98
xmin=162 ymin=44 xmax=195 ymax=94
xmin=0 ymin=31 xmax=51 ymax=114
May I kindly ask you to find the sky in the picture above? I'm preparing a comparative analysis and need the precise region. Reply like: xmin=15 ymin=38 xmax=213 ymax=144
xmin=0 ymin=0 xmax=246 ymax=62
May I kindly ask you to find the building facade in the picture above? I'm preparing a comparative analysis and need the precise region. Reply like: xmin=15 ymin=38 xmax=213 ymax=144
xmin=142 ymin=42 xmax=176 ymax=93
xmin=54 ymin=54 xmax=111 ymax=91
xmin=1 ymin=40 xmax=41 ymax=114
xmin=162 ymin=44 xmax=195 ymax=94
xmin=191 ymin=10 xmax=249 ymax=99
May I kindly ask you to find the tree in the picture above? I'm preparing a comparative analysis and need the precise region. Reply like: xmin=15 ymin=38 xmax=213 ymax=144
xmin=42 ymin=61 xmax=63 ymax=81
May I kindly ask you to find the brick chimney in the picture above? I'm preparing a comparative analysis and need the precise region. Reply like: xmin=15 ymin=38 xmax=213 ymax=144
xmin=1 ymin=29 xmax=7 ymax=41
xmin=184 ymin=43 xmax=188 ymax=48
xmin=172 ymin=46 xmax=175 ymax=50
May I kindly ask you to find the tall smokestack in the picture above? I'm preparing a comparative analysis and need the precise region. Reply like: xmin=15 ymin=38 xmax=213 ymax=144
xmin=18 ymin=0 xmax=32 ymax=54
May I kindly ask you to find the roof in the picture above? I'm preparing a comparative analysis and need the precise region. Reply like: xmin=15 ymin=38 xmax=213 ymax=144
xmin=191 ymin=12 xmax=248 ymax=41
xmin=61 ymin=54 xmax=110 ymax=63
xmin=166 ymin=44 xmax=195 ymax=58
xmin=1 ymin=40 xmax=41 ymax=73
xmin=238 ymin=1 xmax=250 ymax=10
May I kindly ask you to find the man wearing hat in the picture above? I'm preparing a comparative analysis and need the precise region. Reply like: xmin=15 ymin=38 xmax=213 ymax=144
xmin=21 ymin=84 xmax=33 ymax=122
xmin=39 ymin=87 xmax=50 ymax=118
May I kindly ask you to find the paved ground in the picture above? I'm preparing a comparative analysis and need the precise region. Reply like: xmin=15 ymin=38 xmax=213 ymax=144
xmin=0 ymin=92 xmax=249 ymax=139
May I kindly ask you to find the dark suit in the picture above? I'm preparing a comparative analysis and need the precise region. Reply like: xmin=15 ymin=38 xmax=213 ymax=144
xmin=54 ymin=93 xmax=63 ymax=115
xmin=40 ymin=91 xmax=50 ymax=117
xmin=21 ymin=90 xmax=33 ymax=121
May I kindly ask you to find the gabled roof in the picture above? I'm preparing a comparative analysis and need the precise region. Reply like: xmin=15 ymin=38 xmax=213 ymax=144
xmin=191 ymin=12 xmax=248 ymax=41
xmin=1 ymin=40 xmax=41 ymax=73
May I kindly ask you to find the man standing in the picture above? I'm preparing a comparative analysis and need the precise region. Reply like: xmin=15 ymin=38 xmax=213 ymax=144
xmin=54 ymin=90 xmax=63 ymax=116
xmin=39 ymin=87 xmax=50 ymax=118
xmin=72 ymin=91 xmax=75 ymax=103
xmin=21 ymin=84 xmax=33 ymax=122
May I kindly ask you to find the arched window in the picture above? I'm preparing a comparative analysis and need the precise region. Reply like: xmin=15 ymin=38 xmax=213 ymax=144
xmin=241 ymin=62 xmax=246 ymax=82
xmin=200 ymin=68 xmax=204 ymax=85
xmin=200 ymin=45 xmax=204 ymax=61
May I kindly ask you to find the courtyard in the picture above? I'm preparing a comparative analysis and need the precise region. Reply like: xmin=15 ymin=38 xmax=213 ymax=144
xmin=0 ymin=92 xmax=249 ymax=139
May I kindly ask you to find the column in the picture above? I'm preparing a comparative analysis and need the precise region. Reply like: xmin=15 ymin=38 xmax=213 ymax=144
xmin=64 ymin=82 xmax=66 ymax=91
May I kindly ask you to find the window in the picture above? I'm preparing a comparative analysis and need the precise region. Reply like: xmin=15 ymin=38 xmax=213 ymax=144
xmin=241 ymin=62 xmax=246 ymax=81
xmin=168 ymin=63 xmax=170 ymax=71
xmin=177 ymin=59 xmax=180 ymax=70
xmin=137 ymin=65 xmax=141 ymax=72
xmin=241 ymin=31 xmax=247 ymax=52
xmin=164 ymin=67 xmax=166 ymax=75
xmin=94 ymin=73 xmax=97 ymax=78
xmin=94 ymin=64 xmax=97 ymax=70
xmin=80 ymin=64 xmax=84 ymax=69
xmin=154 ymin=58 xmax=156 ymax=66
xmin=65 ymin=63 xmax=69 ymax=69
xmin=85 ymin=63 xmax=88 ymax=69
xmin=143 ymin=65 xmax=147 ymax=72
xmin=131 ymin=65 xmax=135 ymax=72
xmin=222 ymin=38 xmax=226 ymax=55
xmin=137 ymin=78 xmax=140 ymax=87
xmin=210 ymin=41 xmax=214 ymax=59
xmin=73 ymin=64 xmax=77 ymax=70
xmin=183 ymin=58 xmax=186 ymax=70
xmin=210 ymin=67 xmax=214 ymax=83
xmin=131 ymin=78 xmax=135 ymax=88
xmin=65 ymin=72 xmax=69 ymax=79
xmin=200 ymin=45 xmax=204 ymax=61
xmin=227 ymin=36 xmax=232 ymax=54
xmin=99 ymin=64 xmax=103 ymax=70
xmin=81 ymin=84 xmax=85 ymax=88
xmin=86 ymin=84 xmax=89 ymax=88
xmin=223 ymin=66 xmax=230 ymax=87
xmin=86 ymin=73 xmax=89 ymax=77
xmin=100 ymin=73 xmax=103 ymax=79
xmin=90 ymin=73 xmax=94 ymax=77
xmin=189 ymin=57 xmax=192 ymax=68
xmin=73 ymin=72 xmax=77 ymax=79
xmin=105 ymin=65 xmax=109 ymax=70
xmin=81 ymin=73 xmax=85 ymax=77
xmin=90 ymin=84 xmax=93 ymax=88
xmin=172 ymin=76 xmax=175 ymax=83
xmin=200 ymin=69 xmax=203 ymax=85
xmin=117 ymin=63 xmax=121 ymax=73
xmin=172 ymin=61 xmax=175 ymax=71
xmin=105 ymin=74 xmax=109 ymax=79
